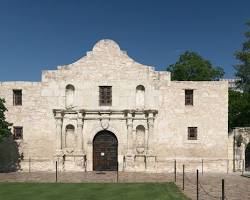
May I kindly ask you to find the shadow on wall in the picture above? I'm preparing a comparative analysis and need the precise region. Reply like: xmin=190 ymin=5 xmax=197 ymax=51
xmin=0 ymin=136 xmax=22 ymax=172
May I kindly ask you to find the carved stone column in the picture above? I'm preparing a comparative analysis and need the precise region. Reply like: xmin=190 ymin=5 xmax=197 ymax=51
xmin=146 ymin=112 xmax=156 ymax=171
xmin=127 ymin=113 xmax=133 ymax=154
xmin=145 ymin=128 xmax=149 ymax=151
xmin=125 ymin=112 xmax=134 ymax=171
xmin=147 ymin=112 xmax=154 ymax=155
xmin=76 ymin=112 xmax=84 ymax=154
xmin=55 ymin=111 xmax=63 ymax=155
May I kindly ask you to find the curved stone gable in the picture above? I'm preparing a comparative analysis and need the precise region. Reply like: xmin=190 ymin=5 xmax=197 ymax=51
xmin=42 ymin=39 xmax=168 ymax=83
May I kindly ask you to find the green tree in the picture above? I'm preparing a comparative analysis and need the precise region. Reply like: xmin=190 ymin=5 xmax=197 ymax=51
xmin=228 ymin=90 xmax=250 ymax=130
xmin=234 ymin=21 xmax=250 ymax=93
xmin=167 ymin=51 xmax=224 ymax=81
xmin=0 ymin=98 xmax=12 ymax=142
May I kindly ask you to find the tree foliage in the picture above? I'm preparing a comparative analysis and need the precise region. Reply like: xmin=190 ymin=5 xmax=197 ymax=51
xmin=0 ymin=98 xmax=12 ymax=142
xmin=234 ymin=21 xmax=250 ymax=93
xmin=229 ymin=21 xmax=250 ymax=130
xmin=167 ymin=51 xmax=224 ymax=81
xmin=228 ymin=90 xmax=250 ymax=130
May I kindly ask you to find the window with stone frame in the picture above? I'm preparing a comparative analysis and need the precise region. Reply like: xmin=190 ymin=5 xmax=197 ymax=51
xmin=13 ymin=126 xmax=23 ymax=140
xmin=185 ymin=89 xmax=193 ymax=106
xmin=99 ymin=86 xmax=112 ymax=106
xmin=13 ymin=89 xmax=22 ymax=106
xmin=188 ymin=127 xmax=197 ymax=140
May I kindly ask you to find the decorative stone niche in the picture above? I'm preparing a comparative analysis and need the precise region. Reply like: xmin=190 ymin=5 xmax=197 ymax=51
xmin=136 ymin=125 xmax=145 ymax=154
xmin=65 ymin=124 xmax=75 ymax=149
xmin=136 ymin=85 xmax=145 ymax=109
xmin=65 ymin=84 xmax=75 ymax=109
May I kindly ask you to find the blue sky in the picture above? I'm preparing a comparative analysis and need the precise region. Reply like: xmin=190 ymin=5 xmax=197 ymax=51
xmin=0 ymin=0 xmax=249 ymax=81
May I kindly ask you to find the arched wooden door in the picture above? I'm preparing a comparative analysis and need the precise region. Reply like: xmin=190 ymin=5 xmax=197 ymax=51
xmin=93 ymin=131 xmax=118 ymax=171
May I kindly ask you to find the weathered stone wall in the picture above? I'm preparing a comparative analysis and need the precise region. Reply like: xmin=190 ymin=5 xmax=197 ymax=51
xmin=229 ymin=127 xmax=250 ymax=171
xmin=0 ymin=39 xmax=229 ymax=172
xmin=155 ymin=81 xmax=228 ymax=158
xmin=0 ymin=82 xmax=55 ymax=160
xmin=154 ymin=81 xmax=228 ymax=172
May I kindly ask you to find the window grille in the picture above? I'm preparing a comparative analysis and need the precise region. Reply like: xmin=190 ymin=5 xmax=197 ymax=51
xmin=13 ymin=126 xmax=23 ymax=140
xmin=188 ymin=127 xmax=197 ymax=140
xmin=13 ymin=90 xmax=22 ymax=106
xmin=185 ymin=89 xmax=193 ymax=105
xmin=99 ymin=86 xmax=112 ymax=106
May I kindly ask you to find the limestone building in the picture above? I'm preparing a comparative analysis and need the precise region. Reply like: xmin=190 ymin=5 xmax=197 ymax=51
xmin=0 ymin=39 xmax=229 ymax=172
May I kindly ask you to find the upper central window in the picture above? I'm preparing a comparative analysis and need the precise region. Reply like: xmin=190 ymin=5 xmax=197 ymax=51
xmin=99 ymin=86 xmax=112 ymax=106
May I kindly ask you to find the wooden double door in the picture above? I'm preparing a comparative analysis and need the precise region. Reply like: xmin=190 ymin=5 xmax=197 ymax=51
xmin=93 ymin=131 xmax=118 ymax=171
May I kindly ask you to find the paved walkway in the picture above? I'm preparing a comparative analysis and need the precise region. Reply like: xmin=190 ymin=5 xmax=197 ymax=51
xmin=0 ymin=172 xmax=172 ymax=183
xmin=0 ymin=172 xmax=249 ymax=200
xmin=175 ymin=172 xmax=250 ymax=200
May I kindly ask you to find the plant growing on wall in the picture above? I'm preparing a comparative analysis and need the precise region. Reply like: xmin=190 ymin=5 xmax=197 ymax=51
xmin=0 ymin=98 xmax=12 ymax=142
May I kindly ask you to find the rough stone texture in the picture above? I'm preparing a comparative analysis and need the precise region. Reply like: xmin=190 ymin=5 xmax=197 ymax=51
xmin=0 ymin=39 xmax=229 ymax=172
xmin=228 ymin=127 xmax=250 ymax=171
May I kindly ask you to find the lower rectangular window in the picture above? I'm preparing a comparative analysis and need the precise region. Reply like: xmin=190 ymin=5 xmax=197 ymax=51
xmin=188 ymin=127 xmax=197 ymax=140
xmin=13 ymin=126 xmax=23 ymax=140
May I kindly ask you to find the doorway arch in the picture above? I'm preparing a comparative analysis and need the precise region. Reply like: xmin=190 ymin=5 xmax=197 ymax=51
xmin=245 ymin=143 xmax=250 ymax=171
xmin=93 ymin=130 xmax=118 ymax=171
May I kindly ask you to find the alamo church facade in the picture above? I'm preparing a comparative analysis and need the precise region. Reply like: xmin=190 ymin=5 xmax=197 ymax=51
xmin=1 ymin=39 xmax=237 ymax=173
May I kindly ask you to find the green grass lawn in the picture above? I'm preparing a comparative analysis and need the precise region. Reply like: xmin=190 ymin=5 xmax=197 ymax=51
xmin=0 ymin=182 xmax=189 ymax=200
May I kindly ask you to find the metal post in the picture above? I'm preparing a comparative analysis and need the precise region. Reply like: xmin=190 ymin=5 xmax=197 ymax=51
xmin=196 ymin=169 xmax=199 ymax=200
xmin=182 ymin=164 xmax=185 ymax=190
xmin=174 ymin=160 xmax=176 ymax=182
xmin=233 ymin=134 xmax=236 ymax=172
xmin=222 ymin=179 xmax=225 ymax=200
xmin=84 ymin=155 xmax=87 ymax=172
xmin=56 ymin=161 xmax=58 ymax=183
xmin=123 ymin=156 xmax=125 ymax=172
xmin=201 ymin=159 xmax=203 ymax=175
